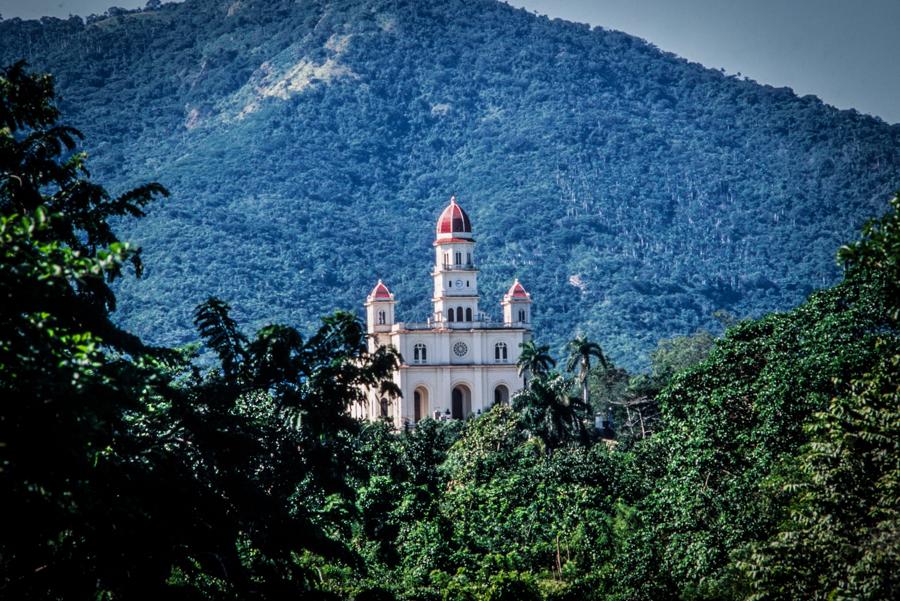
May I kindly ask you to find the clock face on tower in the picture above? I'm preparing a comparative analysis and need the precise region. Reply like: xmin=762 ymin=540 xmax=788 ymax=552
xmin=455 ymin=279 xmax=463 ymax=288
xmin=453 ymin=341 xmax=468 ymax=357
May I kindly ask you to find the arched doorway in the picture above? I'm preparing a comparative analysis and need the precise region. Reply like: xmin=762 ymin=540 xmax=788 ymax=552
xmin=494 ymin=384 xmax=509 ymax=406
xmin=414 ymin=387 xmax=429 ymax=423
xmin=451 ymin=384 xmax=471 ymax=419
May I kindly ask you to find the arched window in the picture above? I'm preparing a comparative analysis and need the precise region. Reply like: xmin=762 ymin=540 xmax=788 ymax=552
xmin=378 ymin=310 xmax=386 ymax=325
xmin=452 ymin=385 xmax=470 ymax=419
xmin=380 ymin=398 xmax=389 ymax=418
xmin=448 ymin=308 xmax=455 ymax=322
xmin=495 ymin=342 xmax=508 ymax=362
xmin=465 ymin=308 xmax=472 ymax=322
xmin=414 ymin=388 xmax=428 ymax=423
xmin=518 ymin=309 xmax=526 ymax=323
xmin=413 ymin=343 xmax=427 ymax=364
xmin=456 ymin=307 xmax=463 ymax=322
xmin=466 ymin=252 xmax=472 ymax=265
xmin=455 ymin=251 xmax=462 ymax=265
xmin=494 ymin=385 xmax=509 ymax=406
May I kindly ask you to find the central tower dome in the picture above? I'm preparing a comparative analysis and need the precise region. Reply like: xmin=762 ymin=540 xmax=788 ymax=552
xmin=436 ymin=196 xmax=473 ymax=241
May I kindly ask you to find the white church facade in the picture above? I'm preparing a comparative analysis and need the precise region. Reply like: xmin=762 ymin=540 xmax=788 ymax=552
xmin=353 ymin=197 xmax=533 ymax=428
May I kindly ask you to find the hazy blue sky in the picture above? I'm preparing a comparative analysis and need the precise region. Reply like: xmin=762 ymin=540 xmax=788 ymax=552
xmin=1 ymin=0 xmax=897 ymax=124
xmin=513 ymin=0 xmax=899 ymax=124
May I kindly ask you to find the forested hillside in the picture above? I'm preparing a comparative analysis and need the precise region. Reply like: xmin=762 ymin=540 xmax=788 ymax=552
xmin=2 ymin=60 xmax=898 ymax=600
xmin=2 ymin=0 xmax=898 ymax=367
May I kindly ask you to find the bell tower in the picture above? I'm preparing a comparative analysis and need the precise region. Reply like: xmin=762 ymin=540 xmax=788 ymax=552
xmin=365 ymin=279 xmax=395 ymax=334
xmin=432 ymin=197 xmax=480 ymax=326
xmin=502 ymin=279 xmax=532 ymax=327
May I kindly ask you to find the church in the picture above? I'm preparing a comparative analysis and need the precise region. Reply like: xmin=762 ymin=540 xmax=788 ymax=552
xmin=353 ymin=197 xmax=533 ymax=428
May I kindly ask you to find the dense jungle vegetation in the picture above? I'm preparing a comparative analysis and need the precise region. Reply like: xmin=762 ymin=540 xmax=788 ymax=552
xmin=2 ymin=63 xmax=898 ymax=600
xmin=1 ymin=0 xmax=899 ymax=369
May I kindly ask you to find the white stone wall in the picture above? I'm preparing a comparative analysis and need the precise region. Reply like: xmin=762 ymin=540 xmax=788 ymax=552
xmin=397 ymin=363 xmax=523 ymax=422
xmin=353 ymin=326 xmax=531 ymax=428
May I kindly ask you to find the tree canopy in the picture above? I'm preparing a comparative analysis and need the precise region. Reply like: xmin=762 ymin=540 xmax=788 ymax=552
xmin=1 ymin=0 xmax=897 ymax=370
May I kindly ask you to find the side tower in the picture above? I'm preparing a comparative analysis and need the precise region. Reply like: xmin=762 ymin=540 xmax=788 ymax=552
xmin=502 ymin=279 xmax=532 ymax=326
xmin=365 ymin=280 xmax=395 ymax=335
xmin=432 ymin=197 xmax=480 ymax=326
xmin=357 ymin=280 xmax=399 ymax=422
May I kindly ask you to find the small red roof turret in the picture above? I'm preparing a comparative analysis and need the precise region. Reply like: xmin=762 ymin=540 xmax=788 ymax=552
xmin=369 ymin=279 xmax=393 ymax=300
xmin=505 ymin=278 xmax=531 ymax=300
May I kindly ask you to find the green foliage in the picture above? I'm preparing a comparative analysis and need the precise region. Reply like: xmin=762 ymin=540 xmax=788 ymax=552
xmin=0 ymin=63 xmax=402 ymax=600
xmin=365 ymin=196 xmax=897 ymax=600
xmin=839 ymin=193 xmax=900 ymax=320
xmin=512 ymin=373 xmax=591 ymax=451
xmin=0 ymin=61 xmax=173 ymax=599
xmin=2 ymin=1 xmax=897 ymax=369
xmin=738 ymin=196 xmax=900 ymax=600
xmin=608 ymin=199 xmax=899 ymax=598
xmin=647 ymin=328 xmax=716 ymax=389
xmin=740 ymin=346 xmax=900 ymax=600
xmin=517 ymin=340 xmax=557 ymax=381
xmin=602 ymin=328 xmax=716 ymax=443
xmin=381 ymin=405 xmax=624 ymax=598
xmin=587 ymin=361 xmax=631 ymax=413
xmin=194 ymin=296 xmax=249 ymax=380
xmin=565 ymin=334 xmax=608 ymax=407
xmin=484 ymin=571 xmax=540 ymax=601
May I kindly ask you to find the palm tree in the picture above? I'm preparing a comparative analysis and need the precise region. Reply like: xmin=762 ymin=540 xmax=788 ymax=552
xmin=511 ymin=372 xmax=589 ymax=451
xmin=516 ymin=340 xmax=556 ymax=386
xmin=565 ymin=334 xmax=609 ymax=408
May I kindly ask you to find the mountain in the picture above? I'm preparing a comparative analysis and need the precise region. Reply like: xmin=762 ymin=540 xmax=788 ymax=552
xmin=2 ymin=0 xmax=898 ymax=369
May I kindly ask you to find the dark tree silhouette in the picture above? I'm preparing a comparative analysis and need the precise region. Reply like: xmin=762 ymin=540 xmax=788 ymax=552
xmin=511 ymin=372 xmax=589 ymax=451
xmin=565 ymin=334 xmax=609 ymax=408
xmin=516 ymin=340 xmax=556 ymax=385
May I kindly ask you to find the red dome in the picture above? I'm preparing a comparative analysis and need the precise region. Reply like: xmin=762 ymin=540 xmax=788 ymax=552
xmin=505 ymin=279 xmax=530 ymax=300
xmin=369 ymin=279 xmax=393 ymax=300
xmin=436 ymin=196 xmax=473 ymax=238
